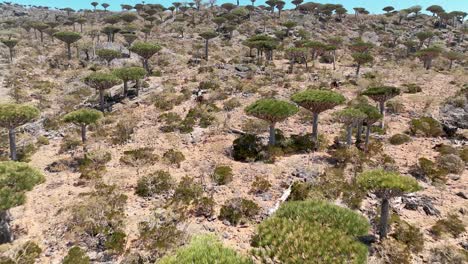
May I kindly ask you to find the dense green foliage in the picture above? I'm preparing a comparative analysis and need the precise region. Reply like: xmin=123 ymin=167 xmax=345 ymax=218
xmin=63 ymin=108 xmax=103 ymax=126
xmin=357 ymin=169 xmax=421 ymax=198
xmin=252 ymin=201 xmax=369 ymax=264
xmin=0 ymin=161 xmax=45 ymax=211
xmin=245 ymin=99 xmax=298 ymax=123
xmin=0 ymin=104 xmax=40 ymax=129
xmin=291 ymin=90 xmax=345 ymax=113
xmin=159 ymin=235 xmax=253 ymax=264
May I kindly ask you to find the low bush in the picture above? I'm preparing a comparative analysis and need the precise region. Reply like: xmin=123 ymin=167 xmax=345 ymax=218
xmin=223 ymin=98 xmax=241 ymax=111
xmin=417 ymin=157 xmax=448 ymax=183
xmin=430 ymin=213 xmax=466 ymax=238
xmin=436 ymin=154 xmax=465 ymax=174
xmin=391 ymin=221 xmax=424 ymax=253
xmin=249 ymin=176 xmax=271 ymax=195
xmin=159 ymin=235 xmax=252 ymax=264
xmin=232 ymin=134 xmax=263 ymax=162
xmin=389 ymin=134 xmax=411 ymax=145
xmin=429 ymin=245 xmax=468 ymax=264
xmin=79 ymin=150 xmax=112 ymax=179
xmin=385 ymin=100 xmax=405 ymax=114
xmin=159 ymin=112 xmax=182 ymax=132
xmin=63 ymin=246 xmax=90 ymax=264
xmin=375 ymin=239 xmax=411 ymax=264
xmin=59 ymin=135 xmax=81 ymax=153
xmin=212 ymin=165 xmax=233 ymax=185
xmin=409 ymin=117 xmax=445 ymax=137
xmin=120 ymin=147 xmax=158 ymax=167
xmin=112 ymin=118 xmax=138 ymax=145
xmin=172 ymin=176 xmax=203 ymax=205
xmin=136 ymin=171 xmax=175 ymax=197
xmin=219 ymin=198 xmax=260 ymax=226
xmin=194 ymin=196 xmax=215 ymax=218
xmin=163 ymin=149 xmax=185 ymax=168
xmin=402 ymin=83 xmax=422 ymax=94
xmin=288 ymin=181 xmax=313 ymax=201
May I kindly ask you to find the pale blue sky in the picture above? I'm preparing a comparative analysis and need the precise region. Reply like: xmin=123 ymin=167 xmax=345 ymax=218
xmin=5 ymin=0 xmax=468 ymax=13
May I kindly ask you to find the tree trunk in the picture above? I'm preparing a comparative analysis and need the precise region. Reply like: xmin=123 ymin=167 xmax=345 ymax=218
xmin=269 ymin=123 xmax=276 ymax=146
xmin=67 ymin=43 xmax=72 ymax=60
xmin=346 ymin=125 xmax=353 ymax=145
xmin=40 ymin=31 xmax=44 ymax=43
xmin=136 ymin=79 xmax=140 ymax=96
xmin=356 ymin=63 xmax=361 ymax=77
xmin=312 ymin=112 xmax=319 ymax=142
xmin=0 ymin=211 xmax=12 ymax=244
xmin=379 ymin=101 xmax=385 ymax=129
xmin=8 ymin=48 xmax=13 ymax=62
xmin=204 ymin=39 xmax=209 ymax=61
xmin=123 ymin=80 xmax=128 ymax=97
xmin=356 ymin=123 xmax=363 ymax=145
xmin=81 ymin=124 xmax=87 ymax=143
xmin=99 ymin=89 xmax=105 ymax=112
xmin=380 ymin=198 xmax=390 ymax=239
xmin=449 ymin=60 xmax=453 ymax=70
xmin=364 ymin=125 xmax=371 ymax=152
xmin=8 ymin=128 xmax=17 ymax=161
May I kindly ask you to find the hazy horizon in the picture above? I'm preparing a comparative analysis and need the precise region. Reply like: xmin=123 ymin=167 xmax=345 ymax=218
xmin=4 ymin=0 xmax=468 ymax=14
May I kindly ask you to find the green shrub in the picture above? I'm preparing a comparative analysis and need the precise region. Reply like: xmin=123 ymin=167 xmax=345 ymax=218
xmin=172 ymin=176 xmax=203 ymax=204
xmin=402 ymin=83 xmax=422 ymax=93
xmin=120 ymin=147 xmax=158 ymax=167
xmin=418 ymin=157 xmax=448 ymax=183
xmin=288 ymin=181 xmax=313 ymax=201
xmin=429 ymin=245 xmax=468 ymax=264
xmin=434 ymin=144 xmax=458 ymax=155
xmin=375 ymin=239 xmax=411 ymax=264
xmin=105 ymin=231 xmax=126 ymax=254
xmin=241 ymin=119 xmax=269 ymax=134
xmin=138 ymin=219 xmax=183 ymax=258
xmin=16 ymin=143 xmax=38 ymax=162
xmin=158 ymin=235 xmax=253 ymax=264
xmin=250 ymin=176 xmax=271 ymax=195
xmin=409 ymin=117 xmax=445 ymax=137
xmin=163 ymin=149 xmax=185 ymax=167
xmin=79 ymin=150 xmax=112 ymax=179
xmin=36 ymin=135 xmax=50 ymax=146
xmin=385 ymin=100 xmax=405 ymax=114
xmin=112 ymin=118 xmax=137 ymax=144
xmin=136 ymin=171 xmax=175 ymax=197
xmin=223 ymin=98 xmax=241 ymax=111
xmin=212 ymin=165 xmax=233 ymax=185
xmin=436 ymin=154 xmax=465 ymax=174
xmin=159 ymin=112 xmax=182 ymax=132
xmin=391 ymin=221 xmax=424 ymax=253
xmin=251 ymin=201 xmax=369 ymax=264
xmin=232 ymin=134 xmax=263 ymax=162
xmin=274 ymin=200 xmax=369 ymax=237
xmin=389 ymin=134 xmax=411 ymax=145
xmin=63 ymin=246 xmax=90 ymax=264
xmin=14 ymin=241 xmax=42 ymax=264
xmin=194 ymin=196 xmax=215 ymax=218
xmin=70 ymin=184 xmax=127 ymax=238
xmin=219 ymin=198 xmax=260 ymax=226
xmin=430 ymin=214 xmax=466 ymax=238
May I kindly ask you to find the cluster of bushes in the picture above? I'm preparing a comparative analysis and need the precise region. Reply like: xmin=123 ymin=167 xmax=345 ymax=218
xmin=120 ymin=147 xmax=159 ymax=168
xmin=413 ymin=145 xmax=465 ymax=184
xmin=159 ymin=104 xmax=218 ymax=133
xmin=409 ymin=117 xmax=445 ymax=137
xmin=232 ymin=131 xmax=320 ymax=162
xmin=430 ymin=213 xmax=465 ymax=238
